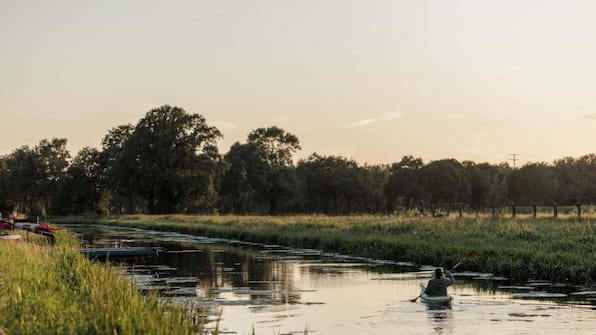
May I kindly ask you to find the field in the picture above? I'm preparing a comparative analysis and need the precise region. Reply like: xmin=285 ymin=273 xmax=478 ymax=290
xmin=0 ymin=231 xmax=200 ymax=335
xmin=53 ymin=214 xmax=595 ymax=285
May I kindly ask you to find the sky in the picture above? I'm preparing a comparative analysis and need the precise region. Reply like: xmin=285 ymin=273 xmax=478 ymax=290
xmin=2 ymin=0 xmax=596 ymax=166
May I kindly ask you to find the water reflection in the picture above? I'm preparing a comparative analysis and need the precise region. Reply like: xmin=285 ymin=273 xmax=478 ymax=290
xmin=425 ymin=304 xmax=453 ymax=334
xmin=64 ymin=225 xmax=596 ymax=335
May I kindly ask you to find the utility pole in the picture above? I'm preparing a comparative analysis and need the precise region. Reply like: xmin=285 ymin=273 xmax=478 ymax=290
xmin=510 ymin=153 xmax=519 ymax=169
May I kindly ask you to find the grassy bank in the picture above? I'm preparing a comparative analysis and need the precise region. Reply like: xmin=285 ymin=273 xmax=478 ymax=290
xmin=53 ymin=215 xmax=595 ymax=285
xmin=0 ymin=231 xmax=199 ymax=335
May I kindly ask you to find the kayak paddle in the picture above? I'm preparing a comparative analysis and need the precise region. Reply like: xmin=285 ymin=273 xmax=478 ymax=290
xmin=452 ymin=250 xmax=478 ymax=270
xmin=409 ymin=250 xmax=478 ymax=303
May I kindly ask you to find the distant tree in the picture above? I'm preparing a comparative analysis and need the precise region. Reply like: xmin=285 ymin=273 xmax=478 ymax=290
xmin=98 ymin=106 xmax=223 ymax=214
xmin=247 ymin=126 xmax=301 ymax=167
xmin=360 ymin=164 xmax=389 ymax=214
xmin=507 ymin=163 xmax=558 ymax=205
xmin=297 ymin=153 xmax=365 ymax=214
xmin=33 ymin=138 xmax=70 ymax=215
xmin=240 ymin=126 xmax=300 ymax=214
xmin=0 ymin=138 xmax=70 ymax=216
xmin=218 ymin=142 xmax=263 ymax=213
xmin=553 ymin=155 xmax=596 ymax=204
xmin=100 ymin=124 xmax=138 ymax=213
xmin=421 ymin=159 xmax=470 ymax=207
xmin=384 ymin=156 xmax=423 ymax=213
xmin=54 ymin=147 xmax=107 ymax=215
xmin=1 ymin=146 xmax=37 ymax=214
xmin=122 ymin=105 xmax=222 ymax=214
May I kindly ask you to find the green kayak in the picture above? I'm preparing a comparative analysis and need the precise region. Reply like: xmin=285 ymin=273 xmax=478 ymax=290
xmin=419 ymin=284 xmax=453 ymax=305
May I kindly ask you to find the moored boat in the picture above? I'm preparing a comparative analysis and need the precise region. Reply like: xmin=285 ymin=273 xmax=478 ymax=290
xmin=79 ymin=247 xmax=159 ymax=258
xmin=0 ymin=234 xmax=22 ymax=240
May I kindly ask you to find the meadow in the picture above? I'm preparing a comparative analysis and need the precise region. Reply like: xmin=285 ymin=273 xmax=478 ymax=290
xmin=0 ymin=231 xmax=202 ymax=335
xmin=53 ymin=214 xmax=595 ymax=285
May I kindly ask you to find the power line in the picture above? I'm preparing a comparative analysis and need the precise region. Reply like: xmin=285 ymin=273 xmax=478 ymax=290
xmin=510 ymin=153 xmax=519 ymax=169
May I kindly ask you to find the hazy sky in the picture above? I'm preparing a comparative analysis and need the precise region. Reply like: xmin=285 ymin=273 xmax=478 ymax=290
xmin=2 ymin=0 xmax=596 ymax=165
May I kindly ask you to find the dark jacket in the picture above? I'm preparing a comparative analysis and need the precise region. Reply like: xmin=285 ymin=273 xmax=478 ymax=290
xmin=424 ymin=272 xmax=455 ymax=296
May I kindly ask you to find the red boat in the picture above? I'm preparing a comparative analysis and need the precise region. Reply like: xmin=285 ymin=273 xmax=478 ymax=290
xmin=0 ymin=221 xmax=14 ymax=230
xmin=32 ymin=223 xmax=60 ymax=233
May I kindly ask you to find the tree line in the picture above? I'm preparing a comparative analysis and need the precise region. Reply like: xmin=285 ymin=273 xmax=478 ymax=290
xmin=1 ymin=105 xmax=596 ymax=217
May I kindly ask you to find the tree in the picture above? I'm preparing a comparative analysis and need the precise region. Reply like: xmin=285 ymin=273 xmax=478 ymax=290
xmin=247 ymin=126 xmax=301 ymax=167
xmin=384 ymin=156 xmax=423 ymax=213
xmin=507 ymin=163 xmax=558 ymax=205
xmin=34 ymin=138 xmax=71 ymax=215
xmin=54 ymin=147 xmax=107 ymax=215
xmin=297 ymin=153 xmax=365 ymax=214
xmin=115 ymin=105 xmax=223 ymax=214
xmin=421 ymin=159 xmax=470 ymax=207
xmin=218 ymin=142 xmax=262 ymax=213
xmin=101 ymin=124 xmax=138 ymax=213
xmin=1 ymin=146 xmax=37 ymax=214
xmin=0 ymin=138 xmax=70 ymax=216
xmin=246 ymin=126 xmax=300 ymax=214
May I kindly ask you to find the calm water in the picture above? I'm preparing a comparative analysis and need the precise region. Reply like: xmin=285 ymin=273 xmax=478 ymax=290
xmin=65 ymin=225 xmax=595 ymax=335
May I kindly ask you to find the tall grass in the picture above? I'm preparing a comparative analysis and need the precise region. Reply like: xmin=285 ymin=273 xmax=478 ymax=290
xmin=0 ymin=231 xmax=199 ymax=335
xmin=53 ymin=215 xmax=595 ymax=285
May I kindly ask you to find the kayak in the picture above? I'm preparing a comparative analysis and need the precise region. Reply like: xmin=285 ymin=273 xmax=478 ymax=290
xmin=79 ymin=247 xmax=159 ymax=258
xmin=419 ymin=284 xmax=453 ymax=305
xmin=0 ymin=234 xmax=22 ymax=240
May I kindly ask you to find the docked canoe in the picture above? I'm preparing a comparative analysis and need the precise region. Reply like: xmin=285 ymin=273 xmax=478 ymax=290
xmin=419 ymin=284 xmax=453 ymax=305
xmin=79 ymin=247 xmax=159 ymax=258
xmin=0 ymin=234 xmax=22 ymax=240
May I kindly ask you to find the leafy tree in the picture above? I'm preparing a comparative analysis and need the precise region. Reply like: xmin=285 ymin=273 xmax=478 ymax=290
xmin=507 ymin=163 xmax=558 ymax=205
xmin=218 ymin=142 xmax=262 ymax=213
xmin=421 ymin=159 xmax=471 ymax=207
xmin=247 ymin=126 xmax=301 ymax=167
xmin=360 ymin=165 xmax=389 ymax=214
xmin=297 ymin=153 xmax=365 ymax=214
xmin=34 ymin=138 xmax=71 ymax=215
xmin=1 ymin=146 xmax=37 ymax=214
xmin=122 ymin=105 xmax=222 ymax=214
xmin=237 ymin=126 xmax=300 ymax=214
xmin=100 ymin=124 xmax=139 ymax=213
xmin=384 ymin=156 xmax=423 ymax=213
xmin=54 ymin=147 xmax=107 ymax=215
xmin=0 ymin=138 xmax=70 ymax=216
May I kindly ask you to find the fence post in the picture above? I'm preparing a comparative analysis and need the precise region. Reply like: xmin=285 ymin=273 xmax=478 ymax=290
xmin=553 ymin=203 xmax=558 ymax=218
xmin=576 ymin=203 xmax=582 ymax=219
xmin=459 ymin=205 xmax=463 ymax=218
xmin=532 ymin=204 xmax=537 ymax=219
xmin=511 ymin=204 xmax=516 ymax=218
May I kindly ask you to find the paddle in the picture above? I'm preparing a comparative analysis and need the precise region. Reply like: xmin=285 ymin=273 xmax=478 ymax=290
xmin=452 ymin=250 xmax=478 ymax=270
xmin=409 ymin=250 xmax=477 ymax=303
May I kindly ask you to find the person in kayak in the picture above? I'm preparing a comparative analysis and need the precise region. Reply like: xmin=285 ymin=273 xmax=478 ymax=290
xmin=424 ymin=268 xmax=454 ymax=296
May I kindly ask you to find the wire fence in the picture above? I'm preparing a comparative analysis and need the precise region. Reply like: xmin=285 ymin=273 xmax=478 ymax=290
xmin=394 ymin=204 xmax=596 ymax=219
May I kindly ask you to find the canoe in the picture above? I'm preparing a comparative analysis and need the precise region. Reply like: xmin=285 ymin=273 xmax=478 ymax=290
xmin=79 ymin=247 xmax=159 ymax=258
xmin=0 ymin=234 xmax=22 ymax=240
xmin=419 ymin=284 xmax=453 ymax=305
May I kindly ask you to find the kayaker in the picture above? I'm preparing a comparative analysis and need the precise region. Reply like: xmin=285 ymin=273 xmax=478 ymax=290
xmin=424 ymin=268 xmax=454 ymax=296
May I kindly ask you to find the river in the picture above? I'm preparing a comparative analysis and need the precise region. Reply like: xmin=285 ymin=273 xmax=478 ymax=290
xmin=64 ymin=224 xmax=595 ymax=335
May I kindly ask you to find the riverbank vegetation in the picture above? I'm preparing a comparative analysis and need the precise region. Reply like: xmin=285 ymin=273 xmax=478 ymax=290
xmin=53 ymin=215 xmax=595 ymax=285
xmin=4 ymin=106 xmax=596 ymax=218
xmin=0 ymin=232 xmax=200 ymax=335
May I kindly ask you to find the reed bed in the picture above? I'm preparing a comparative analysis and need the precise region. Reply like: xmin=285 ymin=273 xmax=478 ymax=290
xmin=0 ymin=231 xmax=200 ymax=335
xmin=54 ymin=215 xmax=595 ymax=285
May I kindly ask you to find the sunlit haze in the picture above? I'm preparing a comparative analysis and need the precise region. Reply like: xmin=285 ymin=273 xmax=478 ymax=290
xmin=2 ymin=0 xmax=596 ymax=165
